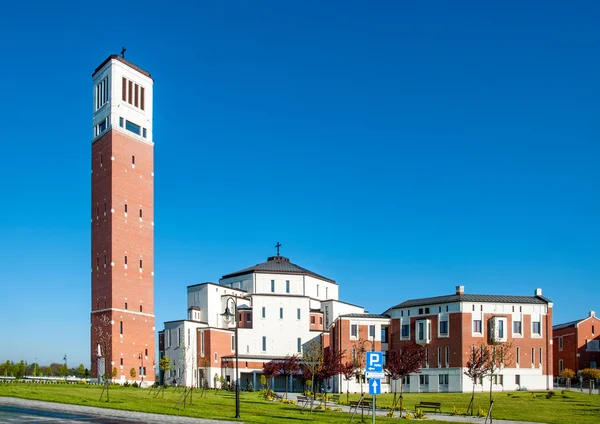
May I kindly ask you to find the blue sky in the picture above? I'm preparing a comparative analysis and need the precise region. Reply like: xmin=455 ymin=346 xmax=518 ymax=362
xmin=0 ymin=1 xmax=598 ymax=367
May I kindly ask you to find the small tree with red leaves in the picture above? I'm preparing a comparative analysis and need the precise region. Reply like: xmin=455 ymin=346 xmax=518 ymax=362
xmin=275 ymin=355 xmax=300 ymax=399
xmin=341 ymin=361 xmax=355 ymax=403
xmin=384 ymin=343 xmax=426 ymax=416
xmin=316 ymin=348 xmax=345 ymax=408
xmin=262 ymin=360 xmax=280 ymax=397
xmin=464 ymin=344 xmax=489 ymax=415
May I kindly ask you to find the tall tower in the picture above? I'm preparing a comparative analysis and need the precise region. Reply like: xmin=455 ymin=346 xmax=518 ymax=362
xmin=91 ymin=54 xmax=155 ymax=383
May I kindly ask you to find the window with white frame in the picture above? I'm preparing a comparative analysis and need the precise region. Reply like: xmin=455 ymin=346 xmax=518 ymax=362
xmin=351 ymin=324 xmax=358 ymax=338
xmin=271 ymin=280 xmax=275 ymax=292
xmin=262 ymin=336 xmax=267 ymax=351
xmin=513 ymin=320 xmax=522 ymax=335
xmin=262 ymin=307 xmax=266 ymax=318
xmin=532 ymin=319 xmax=542 ymax=336
xmin=438 ymin=347 xmax=442 ymax=366
xmin=445 ymin=346 xmax=450 ymax=366
xmin=297 ymin=338 xmax=301 ymax=353
xmin=369 ymin=324 xmax=375 ymax=338
xmin=286 ymin=280 xmax=290 ymax=293
xmin=415 ymin=319 xmax=431 ymax=344
xmin=200 ymin=331 xmax=205 ymax=357
xmin=95 ymin=76 xmax=109 ymax=110
xmin=438 ymin=374 xmax=449 ymax=385
xmin=516 ymin=347 xmax=520 ymax=366
xmin=558 ymin=336 xmax=563 ymax=351
xmin=489 ymin=316 xmax=508 ymax=343
xmin=297 ymin=308 xmax=301 ymax=320
xmin=558 ymin=359 xmax=563 ymax=374
xmin=95 ymin=116 xmax=109 ymax=137
xmin=401 ymin=324 xmax=410 ymax=339
xmin=473 ymin=319 xmax=482 ymax=334
xmin=439 ymin=319 xmax=448 ymax=336
xmin=279 ymin=308 xmax=283 ymax=319
xmin=419 ymin=374 xmax=429 ymax=385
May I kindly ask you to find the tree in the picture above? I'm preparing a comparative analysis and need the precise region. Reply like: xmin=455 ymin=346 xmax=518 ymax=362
xmin=76 ymin=364 xmax=86 ymax=378
xmin=13 ymin=361 xmax=26 ymax=379
xmin=262 ymin=361 xmax=280 ymax=396
xmin=464 ymin=344 xmax=490 ymax=415
xmin=93 ymin=314 xmax=113 ymax=401
xmin=0 ymin=360 xmax=13 ymax=377
xmin=260 ymin=374 xmax=267 ymax=391
xmin=384 ymin=343 xmax=427 ymax=416
xmin=315 ymin=348 xmax=345 ymax=409
xmin=579 ymin=368 xmax=600 ymax=394
xmin=301 ymin=337 xmax=325 ymax=401
xmin=275 ymin=355 xmax=300 ymax=398
xmin=560 ymin=368 xmax=575 ymax=388
xmin=130 ymin=367 xmax=137 ymax=380
xmin=58 ymin=364 xmax=69 ymax=377
xmin=341 ymin=361 xmax=355 ymax=403
xmin=159 ymin=355 xmax=174 ymax=386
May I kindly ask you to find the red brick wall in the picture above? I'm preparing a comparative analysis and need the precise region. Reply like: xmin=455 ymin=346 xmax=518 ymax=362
xmin=91 ymin=129 xmax=155 ymax=381
xmin=576 ymin=316 xmax=600 ymax=370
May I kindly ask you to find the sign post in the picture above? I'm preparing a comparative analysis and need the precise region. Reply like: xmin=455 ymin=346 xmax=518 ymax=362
xmin=366 ymin=352 xmax=383 ymax=424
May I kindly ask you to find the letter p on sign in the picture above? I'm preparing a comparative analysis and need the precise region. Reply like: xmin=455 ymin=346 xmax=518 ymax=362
xmin=366 ymin=352 xmax=383 ymax=371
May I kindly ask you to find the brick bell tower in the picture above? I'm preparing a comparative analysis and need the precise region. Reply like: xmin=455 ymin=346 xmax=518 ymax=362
xmin=91 ymin=53 xmax=155 ymax=384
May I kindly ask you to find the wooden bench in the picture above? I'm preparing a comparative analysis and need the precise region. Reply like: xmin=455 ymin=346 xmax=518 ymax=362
xmin=297 ymin=395 xmax=311 ymax=411
xmin=414 ymin=401 xmax=441 ymax=413
xmin=349 ymin=399 xmax=373 ymax=415
xmin=330 ymin=394 xmax=340 ymax=404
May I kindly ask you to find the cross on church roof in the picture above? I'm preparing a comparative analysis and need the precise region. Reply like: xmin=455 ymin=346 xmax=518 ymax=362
xmin=121 ymin=46 xmax=126 ymax=58
xmin=275 ymin=242 xmax=282 ymax=256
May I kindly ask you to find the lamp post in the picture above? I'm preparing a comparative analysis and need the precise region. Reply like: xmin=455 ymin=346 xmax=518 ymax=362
xmin=221 ymin=296 xmax=240 ymax=419
xmin=139 ymin=353 xmax=144 ymax=385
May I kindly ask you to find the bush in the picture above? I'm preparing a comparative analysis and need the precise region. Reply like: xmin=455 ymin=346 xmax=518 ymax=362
xmin=247 ymin=382 xmax=254 ymax=392
xmin=414 ymin=408 xmax=426 ymax=419
xmin=386 ymin=410 xmax=395 ymax=417
xmin=546 ymin=391 xmax=555 ymax=399
xmin=477 ymin=407 xmax=486 ymax=417
xmin=132 ymin=382 xmax=139 ymax=388
xmin=123 ymin=381 xmax=130 ymax=387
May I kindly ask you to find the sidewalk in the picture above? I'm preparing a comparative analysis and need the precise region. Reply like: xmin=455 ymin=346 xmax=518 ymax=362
xmin=280 ymin=393 xmax=546 ymax=424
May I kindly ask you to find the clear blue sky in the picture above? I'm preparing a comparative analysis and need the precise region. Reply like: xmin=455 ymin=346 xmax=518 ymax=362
xmin=0 ymin=1 xmax=598 ymax=367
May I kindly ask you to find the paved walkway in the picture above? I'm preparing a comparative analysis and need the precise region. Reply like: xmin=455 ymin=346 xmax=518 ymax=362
xmin=281 ymin=393 xmax=546 ymax=424
xmin=0 ymin=397 xmax=238 ymax=424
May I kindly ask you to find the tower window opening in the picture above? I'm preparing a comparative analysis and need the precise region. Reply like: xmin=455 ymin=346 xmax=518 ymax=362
xmin=120 ymin=321 xmax=123 ymax=335
xmin=95 ymin=76 xmax=109 ymax=110
xmin=132 ymin=155 xmax=135 ymax=166
xmin=140 ymin=305 xmax=143 ymax=312
xmin=140 ymin=87 xmax=145 ymax=110
xmin=125 ymin=302 xmax=128 ymax=310
xmin=128 ymin=80 xmax=133 ymax=103
xmin=124 ymin=204 xmax=128 ymax=214
xmin=139 ymin=260 xmax=143 ymax=269
xmin=124 ymin=256 xmax=127 ymax=265
xmin=120 ymin=358 xmax=123 ymax=366
xmin=96 ymin=257 xmax=99 ymax=269
xmin=139 ymin=209 xmax=142 ymax=218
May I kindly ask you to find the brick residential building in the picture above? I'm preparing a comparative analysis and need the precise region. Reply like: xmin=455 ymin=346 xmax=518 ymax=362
xmin=91 ymin=54 xmax=156 ymax=384
xmin=553 ymin=311 xmax=599 ymax=377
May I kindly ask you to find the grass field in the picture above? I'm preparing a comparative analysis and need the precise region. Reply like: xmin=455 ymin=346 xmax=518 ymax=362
xmin=1 ymin=383 xmax=599 ymax=423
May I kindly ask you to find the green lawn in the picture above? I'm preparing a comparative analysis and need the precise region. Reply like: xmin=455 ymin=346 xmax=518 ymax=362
xmin=0 ymin=383 xmax=446 ymax=423
xmin=341 ymin=390 xmax=600 ymax=424
xmin=1 ymin=383 xmax=599 ymax=423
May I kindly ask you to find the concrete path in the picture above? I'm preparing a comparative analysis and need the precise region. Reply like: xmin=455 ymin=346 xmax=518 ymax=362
xmin=280 ymin=393 xmax=546 ymax=424
xmin=0 ymin=397 xmax=238 ymax=424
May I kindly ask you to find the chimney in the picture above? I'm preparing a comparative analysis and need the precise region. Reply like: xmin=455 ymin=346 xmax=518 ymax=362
xmin=590 ymin=311 xmax=596 ymax=318
xmin=456 ymin=286 xmax=465 ymax=295
xmin=534 ymin=288 xmax=542 ymax=296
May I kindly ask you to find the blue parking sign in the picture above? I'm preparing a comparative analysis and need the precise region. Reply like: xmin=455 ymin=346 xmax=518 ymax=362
xmin=366 ymin=351 xmax=383 ymax=372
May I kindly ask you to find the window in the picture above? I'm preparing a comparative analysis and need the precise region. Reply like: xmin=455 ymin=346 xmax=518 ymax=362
xmin=531 ymin=348 xmax=535 ymax=366
xmin=539 ymin=348 xmax=543 ymax=365
xmin=140 ymin=305 xmax=142 ymax=312
xmin=95 ymin=117 xmax=109 ymax=137
xmin=139 ymin=209 xmax=143 ymax=219
xmin=261 ymin=307 xmax=265 ymax=318
xmin=262 ymin=336 xmax=266 ymax=351
xmin=279 ymin=308 xmax=283 ymax=319
xmin=125 ymin=120 xmax=141 ymax=135
xmin=369 ymin=325 xmax=375 ymax=338
xmin=317 ymin=285 xmax=319 ymax=297
xmin=132 ymin=155 xmax=135 ymax=166
xmin=419 ymin=374 xmax=429 ymax=385
xmin=166 ymin=329 xmax=171 ymax=347
xmin=416 ymin=319 xmax=431 ymax=344
xmin=95 ymin=76 xmax=109 ymax=110
xmin=311 ymin=316 xmax=315 ymax=324
xmin=516 ymin=347 xmax=520 ymax=365
xmin=297 ymin=338 xmax=301 ymax=353
xmin=297 ymin=308 xmax=301 ymax=320
xmin=381 ymin=326 xmax=388 ymax=343
xmin=587 ymin=340 xmax=600 ymax=352
xmin=438 ymin=347 xmax=442 ymax=366
xmin=247 ymin=312 xmax=252 ymax=322
xmin=558 ymin=359 xmax=563 ymax=374
xmin=319 ymin=316 xmax=323 ymax=325
xmin=139 ymin=259 xmax=143 ymax=269
xmin=489 ymin=316 xmax=507 ymax=342
xmin=532 ymin=321 xmax=541 ymax=335
xmin=120 ymin=358 xmax=123 ymax=366
xmin=351 ymin=324 xmax=358 ymax=338
xmin=122 ymin=77 xmax=145 ymax=110
xmin=177 ymin=328 xmax=181 ymax=346
xmin=231 ymin=335 xmax=235 ymax=351
xmin=439 ymin=374 xmax=448 ymax=385
xmin=513 ymin=321 xmax=522 ymax=335
xmin=120 ymin=321 xmax=123 ymax=335
xmin=125 ymin=302 xmax=127 ymax=310
xmin=119 ymin=117 xmax=124 ymax=127
xmin=445 ymin=346 xmax=450 ymax=366
xmin=142 ymin=128 xmax=147 ymax=138
xmin=439 ymin=320 xmax=448 ymax=335
xmin=286 ymin=280 xmax=290 ymax=293
xmin=271 ymin=280 xmax=275 ymax=293
xmin=124 ymin=204 xmax=128 ymax=214
xmin=473 ymin=320 xmax=482 ymax=333
xmin=559 ymin=336 xmax=563 ymax=351
xmin=401 ymin=324 xmax=410 ymax=339
xmin=515 ymin=375 xmax=520 ymax=386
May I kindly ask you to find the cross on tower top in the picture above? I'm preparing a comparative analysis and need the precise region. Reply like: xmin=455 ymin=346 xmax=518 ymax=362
xmin=275 ymin=242 xmax=282 ymax=256
xmin=121 ymin=46 xmax=126 ymax=58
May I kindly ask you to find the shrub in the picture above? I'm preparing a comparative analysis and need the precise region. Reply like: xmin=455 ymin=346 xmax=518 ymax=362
xmin=386 ymin=410 xmax=395 ymax=417
xmin=477 ymin=407 xmax=486 ymax=417
xmin=123 ymin=381 xmax=130 ymax=387
xmin=247 ymin=382 xmax=254 ymax=392
xmin=546 ymin=391 xmax=555 ymax=399
xmin=451 ymin=405 xmax=460 ymax=415
xmin=414 ymin=408 xmax=426 ymax=419
xmin=132 ymin=382 xmax=139 ymax=388
xmin=404 ymin=412 xmax=415 ymax=419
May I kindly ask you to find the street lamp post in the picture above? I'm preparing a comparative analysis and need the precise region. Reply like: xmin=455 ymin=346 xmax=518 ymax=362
xmin=221 ymin=296 xmax=240 ymax=419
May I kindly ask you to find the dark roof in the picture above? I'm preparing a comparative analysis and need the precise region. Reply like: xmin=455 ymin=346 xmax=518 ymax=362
xmin=389 ymin=293 xmax=551 ymax=310
xmin=221 ymin=256 xmax=336 ymax=284
xmin=553 ymin=317 xmax=588 ymax=331
xmin=339 ymin=313 xmax=390 ymax=319
xmin=93 ymin=54 xmax=153 ymax=79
